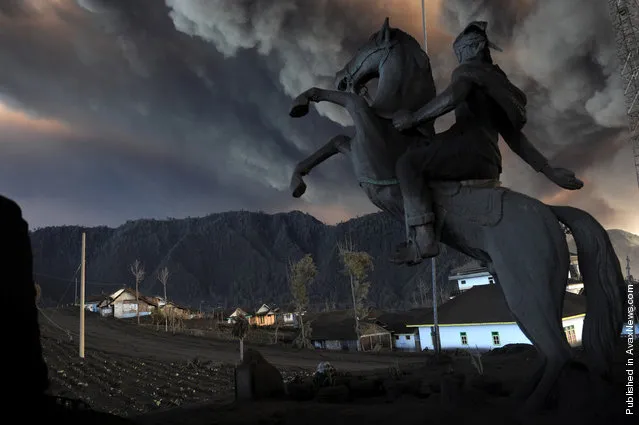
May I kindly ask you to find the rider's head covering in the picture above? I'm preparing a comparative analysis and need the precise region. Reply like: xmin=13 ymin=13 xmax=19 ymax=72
xmin=453 ymin=21 xmax=502 ymax=62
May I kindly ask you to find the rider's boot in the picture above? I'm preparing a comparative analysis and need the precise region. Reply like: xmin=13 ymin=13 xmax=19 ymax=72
xmin=390 ymin=222 xmax=439 ymax=265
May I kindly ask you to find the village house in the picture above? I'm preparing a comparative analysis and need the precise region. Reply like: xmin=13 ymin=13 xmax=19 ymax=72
xmin=451 ymin=255 xmax=583 ymax=297
xmin=371 ymin=309 xmax=432 ymax=352
xmin=406 ymin=284 xmax=587 ymax=351
xmin=162 ymin=300 xmax=193 ymax=319
xmin=249 ymin=304 xmax=279 ymax=326
xmin=448 ymin=260 xmax=495 ymax=295
xmin=307 ymin=310 xmax=392 ymax=351
xmin=84 ymin=294 xmax=107 ymax=313
xmin=226 ymin=307 xmax=250 ymax=324
xmin=97 ymin=288 xmax=159 ymax=319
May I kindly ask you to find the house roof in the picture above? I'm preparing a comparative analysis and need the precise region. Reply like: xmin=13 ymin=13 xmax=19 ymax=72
xmin=104 ymin=288 xmax=160 ymax=307
xmin=306 ymin=310 xmax=390 ymax=341
xmin=449 ymin=260 xmax=489 ymax=277
xmin=407 ymin=284 xmax=587 ymax=327
xmin=85 ymin=294 xmax=107 ymax=303
xmin=371 ymin=308 xmax=432 ymax=334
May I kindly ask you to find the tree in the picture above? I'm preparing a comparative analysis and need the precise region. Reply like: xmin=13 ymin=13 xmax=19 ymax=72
xmin=130 ymin=259 xmax=145 ymax=325
xmin=156 ymin=267 xmax=170 ymax=332
xmin=273 ymin=312 xmax=283 ymax=344
xmin=337 ymin=239 xmax=374 ymax=352
xmin=34 ymin=282 xmax=41 ymax=305
xmin=231 ymin=316 xmax=249 ymax=362
xmin=288 ymin=254 xmax=317 ymax=349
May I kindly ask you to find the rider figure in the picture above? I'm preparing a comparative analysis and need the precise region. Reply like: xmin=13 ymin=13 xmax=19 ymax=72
xmin=390 ymin=21 xmax=583 ymax=265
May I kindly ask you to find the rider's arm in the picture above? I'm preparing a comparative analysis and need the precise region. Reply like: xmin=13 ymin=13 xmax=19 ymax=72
xmin=412 ymin=79 xmax=474 ymax=125
xmin=500 ymin=127 xmax=549 ymax=173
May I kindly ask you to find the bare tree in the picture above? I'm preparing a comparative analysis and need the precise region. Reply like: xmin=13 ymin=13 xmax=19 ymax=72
xmin=156 ymin=267 xmax=170 ymax=332
xmin=272 ymin=312 xmax=283 ymax=344
xmin=34 ymin=282 xmax=41 ymax=305
xmin=231 ymin=316 xmax=249 ymax=362
xmin=337 ymin=239 xmax=374 ymax=352
xmin=416 ymin=277 xmax=428 ymax=307
xmin=130 ymin=259 xmax=145 ymax=325
xmin=288 ymin=254 xmax=317 ymax=349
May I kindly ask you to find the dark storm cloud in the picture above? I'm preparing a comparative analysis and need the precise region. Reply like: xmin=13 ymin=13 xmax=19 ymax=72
xmin=0 ymin=0 xmax=374 ymax=225
xmin=0 ymin=0 xmax=635 ymax=231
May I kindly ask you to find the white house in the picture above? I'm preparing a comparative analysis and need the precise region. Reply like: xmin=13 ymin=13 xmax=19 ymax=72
xmin=226 ymin=307 xmax=252 ymax=324
xmin=451 ymin=255 xmax=583 ymax=296
xmin=98 ymin=288 xmax=158 ymax=319
xmin=406 ymin=285 xmax=587 ymax=351
xmin=281 ymin=312 xmax=298 ymax=326
xmin=372 ymin=310 xmax=428 ymax=352
xmin=448 ymin=260 xmax=495 ymax=294
xmin=84 ymin=294 xmax=107 ymax=313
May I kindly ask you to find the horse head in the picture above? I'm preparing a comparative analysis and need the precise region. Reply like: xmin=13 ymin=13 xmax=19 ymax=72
xmin=334 ymin=17 xmax=436 ymax=118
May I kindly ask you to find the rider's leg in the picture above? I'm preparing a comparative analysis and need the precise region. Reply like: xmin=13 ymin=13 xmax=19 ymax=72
xmin=390 ymin=145 xmax=439 ymax=264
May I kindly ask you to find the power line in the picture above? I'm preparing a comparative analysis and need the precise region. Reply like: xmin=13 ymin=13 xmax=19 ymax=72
xmin=37 ymin=306 xmax=77 ymax=340
xmin=34 ymin=272 xmax=124 ymax=287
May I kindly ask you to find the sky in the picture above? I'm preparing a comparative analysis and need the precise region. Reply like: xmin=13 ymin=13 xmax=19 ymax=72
xmin=0 ymin=0 xmax=637 ymax=234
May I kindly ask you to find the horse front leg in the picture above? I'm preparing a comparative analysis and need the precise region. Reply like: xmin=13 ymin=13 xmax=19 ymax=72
xmin=290 ymin=134 xmax=351 ymax=198
xmin=289 ymin=87 xmax=368 ymax=118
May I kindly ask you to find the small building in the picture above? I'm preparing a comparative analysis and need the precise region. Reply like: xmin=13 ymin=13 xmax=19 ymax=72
xmin=163 ymin=301 xmax=193 ymax=319
xmin=226 ymin=307 xmax=250 ymax=324
xmin=372 ymin=310 xmax=429 ymax=352
xmin=250 ymin=304 xmax=280 ymax=327
xmin=449 ymin=260 xmax=495 ymax=294
xmin=307 ymin=310 xmax=392 ymax=351
xmin=84 ymin=294 xmax=107 ymax=313
xmin=406 ymin=285 xmax=587 ymax=351
xmin=98 ymin=288 xmax=158 ymax=319
xmin=281 ymin=312 xmax=298 ymax=326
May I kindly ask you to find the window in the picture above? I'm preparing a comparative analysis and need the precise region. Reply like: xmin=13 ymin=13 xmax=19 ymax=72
xmin=460 ymin=332 xmax=468 ymax=345
xmin=564 ymin=325 xmax=577 ymax=344
xmin=460 ymin=280 xmax=466 ymax=285
xmin=406 ymin=335 xmax=411 ymax=340
xmin=488 ymin=277 xmax=495 ymax=284
xmin=491 ymin=331 xmax=500 ymax=345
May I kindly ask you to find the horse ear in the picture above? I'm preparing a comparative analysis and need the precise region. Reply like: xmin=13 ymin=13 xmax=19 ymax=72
xmin=377 ymin=17 xmax=391 ymax=43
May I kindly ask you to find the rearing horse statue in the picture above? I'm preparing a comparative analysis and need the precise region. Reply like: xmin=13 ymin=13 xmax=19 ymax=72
xmin=288 ymin=18 xmax=626 ymax=411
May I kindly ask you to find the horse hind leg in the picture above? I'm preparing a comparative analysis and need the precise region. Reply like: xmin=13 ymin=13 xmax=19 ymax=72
xmin=487 ymin=198 xmax=572 ymax=411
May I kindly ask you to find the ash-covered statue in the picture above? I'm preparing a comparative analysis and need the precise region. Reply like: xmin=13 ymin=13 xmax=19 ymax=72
xmin=287 ymin=18 xmax=626 ymax=412
xmin=389 ymin=21 xmax=584 ymax=264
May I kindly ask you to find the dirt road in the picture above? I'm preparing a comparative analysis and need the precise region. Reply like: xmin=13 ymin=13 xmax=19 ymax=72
xmin=40 ymin=309 xmax=424 ymax=372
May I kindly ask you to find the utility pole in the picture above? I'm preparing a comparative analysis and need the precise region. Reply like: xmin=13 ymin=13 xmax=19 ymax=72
xmin=79 ymin=232 xmax=86 ymax=358
xmin=74 ymin=275 xmax=78 ymax=306
xmin=419 ymin=0 xmax=440 ymax=355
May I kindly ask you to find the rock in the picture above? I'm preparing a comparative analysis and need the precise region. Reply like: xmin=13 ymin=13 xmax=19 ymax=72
xmin=468 ymin=375 xmax=505 ymax=396
xmin=440 ymin=373 xmax=465 ymax=409
xmin=348 ymin=377 xmax=384 ymax=398
xmin=417 ymin=378 xmax=433 ymax=398
xmin=234 ymin=349 xmax=285 ymax=401
xmin=286 ymin=382 xmax=315 ymax=401
xmin=382 ymin=379 xmax=402 ymax=402
xmin=315 ymin=385 xmax=350 ymax=403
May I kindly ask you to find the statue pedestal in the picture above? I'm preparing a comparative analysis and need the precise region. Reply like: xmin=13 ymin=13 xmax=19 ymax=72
xmin=234 ymin=364 xmax=255 ymax=401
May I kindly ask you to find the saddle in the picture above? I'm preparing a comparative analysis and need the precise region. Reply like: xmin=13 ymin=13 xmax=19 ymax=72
xmin=430 ymin=179 xmax=506 ymax=229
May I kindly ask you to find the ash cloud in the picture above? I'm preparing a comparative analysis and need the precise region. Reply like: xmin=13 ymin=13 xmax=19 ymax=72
xmin=0 ymin=0 xmax=635 ymax=232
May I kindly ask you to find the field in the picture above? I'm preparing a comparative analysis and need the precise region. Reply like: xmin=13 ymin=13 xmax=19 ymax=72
xmin=39 ymin=308 xmax=422 ymax=416
xmin=39 ymin=308 xmax=632 ymax=425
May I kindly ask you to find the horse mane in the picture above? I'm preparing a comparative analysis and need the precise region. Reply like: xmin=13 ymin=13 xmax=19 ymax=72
xmin=370 ymin=27 xmax=436 ymax=116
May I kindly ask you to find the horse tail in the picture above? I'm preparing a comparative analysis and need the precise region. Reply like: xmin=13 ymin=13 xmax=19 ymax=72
xmin=549 ymin=205 xmax=625 ymax=377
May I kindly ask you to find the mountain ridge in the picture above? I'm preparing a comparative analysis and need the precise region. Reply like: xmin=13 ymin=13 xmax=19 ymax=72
xmin=31 ymin=210 xmax=638 ymax=311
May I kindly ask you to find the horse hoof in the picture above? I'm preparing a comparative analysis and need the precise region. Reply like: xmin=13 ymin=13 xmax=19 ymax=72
xmin=290 ymin=96 xmax=310 ymax=117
